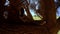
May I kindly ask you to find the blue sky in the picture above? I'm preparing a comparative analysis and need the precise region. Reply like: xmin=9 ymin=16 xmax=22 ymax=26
xmin=56 ymin=6 xmax=60 ymax=17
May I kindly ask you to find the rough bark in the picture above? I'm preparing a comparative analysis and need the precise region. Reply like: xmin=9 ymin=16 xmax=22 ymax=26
xmin=0 ymin=0 xmax=6 ymax=22
xmin=43 ymin=0 xmax=57 ymax=34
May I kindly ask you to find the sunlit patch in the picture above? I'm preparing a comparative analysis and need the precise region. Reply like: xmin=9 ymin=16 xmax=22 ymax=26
xmin=56 ymin=16 xmax=59 ymax=19
xmin=57 ymin=30 xmax=60 ymax=34
xmin=33 ymin=15 xmax=42 ymax=20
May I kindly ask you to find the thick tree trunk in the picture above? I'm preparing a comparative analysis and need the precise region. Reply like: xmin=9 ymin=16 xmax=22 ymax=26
xmin=0 ymin=0 xmax=5 ymax=22
xmin=43 ymin=0 xmax=57 ymax=34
